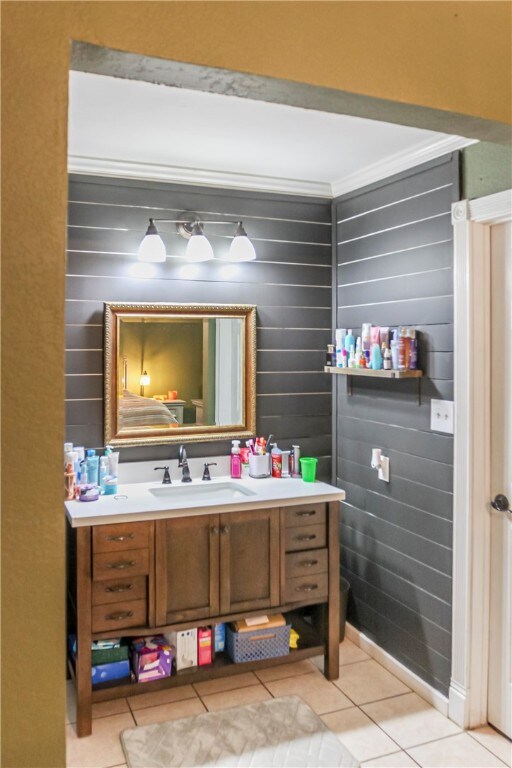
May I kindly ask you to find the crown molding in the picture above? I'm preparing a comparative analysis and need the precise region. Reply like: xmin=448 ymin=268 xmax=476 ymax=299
xmin=69 ymin=135 xmax=477 ymax=200
xmin=67 ymin=155 xmax=332 ymax=198
xmin=331 ymin=135 xmax=477 ymax=198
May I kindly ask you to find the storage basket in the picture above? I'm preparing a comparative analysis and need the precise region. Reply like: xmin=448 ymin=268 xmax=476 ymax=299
xmin=226 ymin=623 xmax=291 ymax=663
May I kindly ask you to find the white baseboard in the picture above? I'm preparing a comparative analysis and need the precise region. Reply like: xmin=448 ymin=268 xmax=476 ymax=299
xmin=345 ymin=622 xmax=449 ymax=717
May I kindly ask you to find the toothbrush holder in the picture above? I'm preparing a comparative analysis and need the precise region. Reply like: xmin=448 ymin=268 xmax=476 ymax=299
xmin=248 ymin=453 xmax=271 ymax=479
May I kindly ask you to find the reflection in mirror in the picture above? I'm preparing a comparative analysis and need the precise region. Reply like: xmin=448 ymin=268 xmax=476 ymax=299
xmin=104 ymin=303 xmax=256 ymax=447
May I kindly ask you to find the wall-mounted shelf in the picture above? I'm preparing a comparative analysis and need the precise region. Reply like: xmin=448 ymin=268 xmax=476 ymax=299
xmin=324 ymin=367 xmax=423 ymax=379
xmin=324 ymin=366 xmax=424 ymax=403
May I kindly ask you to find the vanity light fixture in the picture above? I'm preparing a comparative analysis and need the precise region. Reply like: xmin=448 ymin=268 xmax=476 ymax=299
xmin=137 ymin=213 xmax=256 ymax=263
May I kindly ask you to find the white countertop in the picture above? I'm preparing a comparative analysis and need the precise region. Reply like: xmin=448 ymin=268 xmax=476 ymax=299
xmin=65 ymin=474 xmax=345 ymax=528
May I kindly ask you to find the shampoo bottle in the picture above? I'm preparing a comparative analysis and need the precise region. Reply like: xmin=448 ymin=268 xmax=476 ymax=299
xmin=371 ymin=343 xmax=383 ymax=370
xmin=86 ymin=449 xmax=99 ymax=486
xmin=230 ymin=440 xmax=242 ymax=479
xmin=344 ymin=329 xmax=355 ymax=353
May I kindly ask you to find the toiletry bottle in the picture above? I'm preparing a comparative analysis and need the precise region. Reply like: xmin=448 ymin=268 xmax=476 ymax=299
xmin=344 ymin=329 xmax=355 ymax=353
xmin=326 ymin=343 xmax=335 ymax=367
xmin=291 ymin=445 xmax=301 ymax=477
xmin=409 ymin=328 xmax=417 ymax=369
xmin=390 ymin=330 xmax=399 ymax=369
xmin=99 ymin=456 xmax=109 ymax=494
xmin=335 ymin=328 xmax=347 ymax=367
xmin=398 ymin=326 xmax=409 ymax=370
xmin=371 ymin=343 xmax=383 ymax=370
xmin=230 ymin=440 xmax=242 ymax=479
xmin=355 ymin=336 xmax=362 ymax=367
xmin=348 ymin=344 xmax=356 ymax=368
xmin=271 ymin=443 xmax=283 ymax=478
xmin=361 ymin=323 xmax=371 ymax=352
xmin=383 ymin=348 xmax=392 ymax=370
xmin=86 ymin=449 xmax=99 ymax=486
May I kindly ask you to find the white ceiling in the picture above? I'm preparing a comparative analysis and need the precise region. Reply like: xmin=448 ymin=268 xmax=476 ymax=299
xmin=68 ymin=71 xmax=474 ymax=197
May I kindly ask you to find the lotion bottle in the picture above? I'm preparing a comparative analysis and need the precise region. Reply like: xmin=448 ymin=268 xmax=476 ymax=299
xmin=230 ymin=440 xmax=242 ymax=479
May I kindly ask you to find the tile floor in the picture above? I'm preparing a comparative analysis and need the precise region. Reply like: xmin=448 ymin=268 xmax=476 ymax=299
xmin=66 ymin=638 xmax=512 ymax=768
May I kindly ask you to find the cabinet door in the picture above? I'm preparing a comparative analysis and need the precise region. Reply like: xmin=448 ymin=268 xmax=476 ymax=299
xmin=219 ymin=508 xmax=280 ymax=615
xmin=155 ymin=515 xmax=220 ymax=625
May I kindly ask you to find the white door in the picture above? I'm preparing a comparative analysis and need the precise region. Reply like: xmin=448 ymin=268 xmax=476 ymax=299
xmin=488 ymin=220 xmax=512 ymax=738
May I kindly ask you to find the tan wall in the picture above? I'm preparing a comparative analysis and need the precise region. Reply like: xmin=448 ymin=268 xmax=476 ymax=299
xmin=2 ymin=2 xmax=511 ymax=765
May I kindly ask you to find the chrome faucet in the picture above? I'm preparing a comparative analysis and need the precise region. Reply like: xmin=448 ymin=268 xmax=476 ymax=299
xmin=178 ymin=445 xmax=192 ymax=483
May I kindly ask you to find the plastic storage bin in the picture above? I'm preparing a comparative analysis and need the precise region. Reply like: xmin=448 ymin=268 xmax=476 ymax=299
xmin=226 ymin=623 xmax=291 ymax=663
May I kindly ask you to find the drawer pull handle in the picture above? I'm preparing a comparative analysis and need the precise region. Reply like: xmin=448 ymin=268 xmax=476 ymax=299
xmin=211 ymin=526 xmax=220 ymax=535
xmin=107 ymin=561 xmax=136 ymax=570
xmin=249 ymin=633 xmax=276 ymax=642
xmin=220 ymin=525 xmax=230 ymax=534
xmin=105 ymin=583 xmax=133 ymax=593
xmin=295 ymin=534 xmax=316 ymax=542
xmin=295 ymin=583 xmax=319 ymax=592
xmin=295 ymin=510 xmax=316 ymax=517
xmin=106 ymin=533 xmax=135 ymax=542
xmin=300 ymin=560 xmax=319 ymax=568
xmin=105 ymin=610 xmax=134 ymax=621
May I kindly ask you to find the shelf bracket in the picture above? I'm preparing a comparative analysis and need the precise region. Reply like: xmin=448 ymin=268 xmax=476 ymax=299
xmin=347 ymin=376 xmax=353 ymax=397
xmin=417 ymin=378 xmax=422 ymax=406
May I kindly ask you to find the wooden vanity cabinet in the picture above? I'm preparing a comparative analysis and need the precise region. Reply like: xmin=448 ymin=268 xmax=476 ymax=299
xmin=69 ymin=500 xmax=340 ymax=738
xmin=155 ymin=508 xmax=280 ymax=625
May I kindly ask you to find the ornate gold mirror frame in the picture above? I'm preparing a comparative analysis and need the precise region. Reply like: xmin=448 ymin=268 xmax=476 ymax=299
xmin=104 ymin=302 xmax=256 ymax=447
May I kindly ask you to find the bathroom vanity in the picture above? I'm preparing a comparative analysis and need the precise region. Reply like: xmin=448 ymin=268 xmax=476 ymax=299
xmin=66 ymin=476 xmax=344 ymax=736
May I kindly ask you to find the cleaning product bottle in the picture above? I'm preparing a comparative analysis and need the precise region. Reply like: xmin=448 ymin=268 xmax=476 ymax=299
xmin=230 ymin=440 xmax=242 ymax=479
xmin=86 ymin=449 xmax=99 ymax=486
xmin=99 ymin=456 xmax=109 ymax=494
xmin=271 ymin=443 xmax=283 ymax=478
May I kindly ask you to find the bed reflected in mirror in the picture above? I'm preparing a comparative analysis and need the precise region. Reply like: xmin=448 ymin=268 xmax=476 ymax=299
xmin=104 ymin=303 xmax=256 ymax=447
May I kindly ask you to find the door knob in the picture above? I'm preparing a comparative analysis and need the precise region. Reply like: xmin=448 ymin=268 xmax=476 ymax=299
xmin=491 ymin=494 xmax=511 ymax=513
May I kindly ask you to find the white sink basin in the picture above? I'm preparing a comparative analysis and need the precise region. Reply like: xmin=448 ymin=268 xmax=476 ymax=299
xmin=149 ymin=481 xmax=257 ymax=503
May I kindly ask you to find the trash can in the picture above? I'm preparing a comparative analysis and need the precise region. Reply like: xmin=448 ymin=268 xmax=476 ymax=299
xmin=340 ymin=577 xmax=350 ymax=642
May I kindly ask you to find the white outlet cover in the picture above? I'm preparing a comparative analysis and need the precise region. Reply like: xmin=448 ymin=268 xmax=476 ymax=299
xmin=431 ymin=399 xmax=454 ymax=434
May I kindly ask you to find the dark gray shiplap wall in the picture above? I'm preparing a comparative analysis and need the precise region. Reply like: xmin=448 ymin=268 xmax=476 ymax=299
xmin=66 ymin=175 xmax=332 ymax=474
xmin=334 ymin=154 xmax=460 ymax=695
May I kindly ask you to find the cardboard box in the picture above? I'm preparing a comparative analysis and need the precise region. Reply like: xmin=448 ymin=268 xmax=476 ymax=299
xmin=131 ymin=635 xmax=174 ymax=683
xmin=166 ymin=629 xmax=197 ymax=670
xmin=91 ymin=659 xmax=131 ymax=684
xmin=198 ymin=627 xmax=212 ymax=666
xmin=214 ymin=623 xmax=225 ymax=653
xmin=232 ymin=614 xmax=286 ymax=633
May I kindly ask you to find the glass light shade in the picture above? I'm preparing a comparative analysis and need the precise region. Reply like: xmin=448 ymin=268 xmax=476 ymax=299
xmin=185 ymin=233 xmax=214 ymax=262
xmin=138 ymin=220 xmax=166 ymax=262
xmin=227 ymin=235 xmax=256 ymax=262
xmin=140 ymin=371 xmax=151 ymax=386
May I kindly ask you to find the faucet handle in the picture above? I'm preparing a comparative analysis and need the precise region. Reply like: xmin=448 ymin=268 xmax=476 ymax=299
xmin=202 ymin=462 xmax=217 ymax=481
xmin=154 ymin=466 xmax=171 ymax=484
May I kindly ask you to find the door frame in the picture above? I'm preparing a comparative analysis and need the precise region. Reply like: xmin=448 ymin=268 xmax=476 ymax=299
xmin=450 ymin=189 xmax=512 ymax=728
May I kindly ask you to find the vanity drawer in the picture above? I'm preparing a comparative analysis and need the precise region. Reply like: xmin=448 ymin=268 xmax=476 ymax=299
xmin=283 ymin=503 xmax=326 ymax=528
xmin=92 ymin=575 xmax=147 ymax=606
xmin=284 ymin=523 xmax=326 ymax=552
xmin=284 ymin=572 xmax=328 ymax=604
xmin=93 ymin=522 xmax=150 ymax=554
xmin=92 ymin=598 xmax=147 ymax=633
xmin=285 ymin=548 xmax=328 ymax=579
xmin=93 ymin=549 xmax=149 ymax=581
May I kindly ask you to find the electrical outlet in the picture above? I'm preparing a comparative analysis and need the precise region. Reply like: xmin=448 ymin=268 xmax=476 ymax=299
xmin=431 ymin=399 xmax=454 ymax=434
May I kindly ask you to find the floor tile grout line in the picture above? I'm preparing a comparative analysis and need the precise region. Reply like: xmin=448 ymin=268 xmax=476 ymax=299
xmin=403 ymin=734 xmax=509 ymax=767
xmin=126 ymin=689 xmax=198 ymax=714
xmin=340 ymin=687 xmax=412 ymax=710
xmin=353 ymin=701 xmax=409 ymax=756
xmin=466 ymin=729 xmax=512 ymax=765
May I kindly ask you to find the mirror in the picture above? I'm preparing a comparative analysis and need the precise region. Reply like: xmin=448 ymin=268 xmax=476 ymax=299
xmin=104 ymin=303 xmax=256 ymax=447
